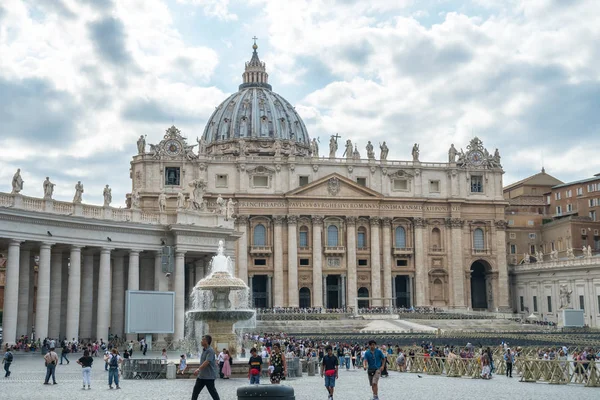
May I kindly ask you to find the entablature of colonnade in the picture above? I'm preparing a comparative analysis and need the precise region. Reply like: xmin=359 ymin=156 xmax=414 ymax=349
xmin=510 ymin=256 xmax=600 ymax=276
xmin=170 ymin=224 xmax=242 ymax=254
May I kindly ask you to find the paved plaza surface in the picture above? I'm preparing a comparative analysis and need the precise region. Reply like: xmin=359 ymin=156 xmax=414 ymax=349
xmin=1 ymin=352 xmax=596 ymax=400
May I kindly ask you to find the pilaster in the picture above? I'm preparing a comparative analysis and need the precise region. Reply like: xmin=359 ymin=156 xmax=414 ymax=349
xmin=311 ymin=215 xmax=324 ymax=307
xmin=272 ymin=215 xmax=285 ymax=307
xmin=370 ymin=217 xmax=382 ymax=306
xmin=346 ymin=216 xmax=357 ymax=312
xmin=287 ymin=215 xmax=299 ymax=307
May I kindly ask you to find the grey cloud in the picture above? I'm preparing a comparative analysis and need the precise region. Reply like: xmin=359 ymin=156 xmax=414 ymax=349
xmin=88 ymin=17 xmax=134 ymax=66
xmin=0 ymin=77 xmax=79 ymax=143
xmin=27 ymin=0 xmax=76 ymax=19
xmin=121 ymin=98 xmax=205 ymax=124
xmin=339 ymin=40 xmax=374 ymax=66
xmin=80 ymin=0 xmax=114 ymax=11
xmin=0 ymin=6 xmax=5 ymax=22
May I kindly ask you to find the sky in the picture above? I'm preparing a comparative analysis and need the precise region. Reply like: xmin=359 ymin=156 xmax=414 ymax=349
xmin=1 ymin=0 xmax=599 ymax=205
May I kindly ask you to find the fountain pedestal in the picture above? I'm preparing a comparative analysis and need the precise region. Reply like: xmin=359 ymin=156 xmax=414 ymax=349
xmin=205 ymin=320 xmax=240 ymax=358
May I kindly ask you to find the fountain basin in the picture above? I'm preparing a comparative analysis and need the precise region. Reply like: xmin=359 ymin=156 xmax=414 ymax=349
xmin=186 ymin=310 xmax=255 ymax=322
xmin=195 ymin=271 xmax=247 ymax=290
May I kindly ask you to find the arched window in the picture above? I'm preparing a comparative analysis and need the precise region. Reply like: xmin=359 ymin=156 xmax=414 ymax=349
xmin=357 ymin=227 xmax=367 ymax=249
xmin=395 ymin=226 xmax=406 ymax=249
xmin=433 ymin=278 xmax=444 ymax=301
xmin=431 ymin=228 xmax=441 ymax=250
xmin=299 ymin=287 xmax=311 ymax=308
xmin=358 ymin=287 xmax=370 ymax=308
xmin=253 ymin=224 xmax=266 ymax=246
xmin=473 ymin=228 xmax=485 ymax=250
xmin=327 ymin=225 xmax=339 ymax=246
xmin=299 ymin=226 xmax=309 ymax=248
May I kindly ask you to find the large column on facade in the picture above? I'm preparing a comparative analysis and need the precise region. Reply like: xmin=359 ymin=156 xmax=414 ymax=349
xmin=96 ymin=248 xmax=112 ymax=341
xmin=382 ymin=218 xmax=393 ymax=301
xmin=236 ymin=216 xmax=249 ymax=284
xmin=266 ymin=275 xmax=272 ymax=308
xmin=413 ymin=218 xmax=427 ymax=306
xmin=311 ymin=216 xmax=324 ymax=308
xmin=48 ymin=249 xmax=63 ymax=338
xmin=273 ymin=216 xmax=285 ymax=307
xmin=128 ymin=250 xmax=140 ymax=291
xmin=3 ymin=240 xmax=22 ymax=345
xmin=322 ymin=275 xmax=328 ymax=308
xmin=494 ymin=220 xmax=510 ymax=310
xmin=173 ymin=250 xmax=186 ymax=341
xmin=66 ymin=246 xmax=82 ymax=341
xmin=194 ymin=259 xmax=205 ymax=285
xmin=341 ymin=274 xmax=346 ymax=309
xmin=448 ymin=218 xmax=466 ymax=309
xmin=60 ymin=256 xmax=68 ymax=339
xmin=346 ymin=217 xmax=357 ymax=312
xmin=35 ymin=243 xmax=53 ymax=341
xmin=111 ymin=253 xmax=125 ymax=338
xmin=16 ymin=248 xmax=31 ymax=338
xmin=370 ymin=217 xmax=382 ymax=306
xmin=79 ymin=251 xmax=94 ymax=339
xmin=287 ymin=215 xmax=299 ymax=307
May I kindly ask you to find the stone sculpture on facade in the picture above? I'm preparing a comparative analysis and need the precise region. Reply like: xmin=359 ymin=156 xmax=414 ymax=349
xmin=226 ymin=198 xmax=236 ymax=221
xmin=215 ymin=194 xmax=227 ymax=216
xmin=559 ymin=284 xmax=572 ymax=309
xmin=43 ymin=177 xmax=55 ymax=200
xmin=412 ymin=143 xmax=420 ymax=162
xmin=131 ymin=190 xmax=141 ymax=209
xmin=366 ymin=141 xmax=375 ymax=159
xmin=177 ymin=190 xmax=186 ymax=210
xmin=103 ymin=185 xmax=112 ymax=207
xmin=536 ymin=250 xmax=544 ymax=262
xmin=566 ymin=247 xmax=575 ymax=259
xmin=188 ymin=179 xmax=206 ymax=211
xmin=343 ymin=139 xmax=353 ymax=159
xmin=352 ymin=144 xmax=360 ymax=160
xmin=448 ymin=144 xmax=457 ymax=163
xmin=310 ymin=138 xmax=319 ymax=157
xmin=584 ymin=245 xmax=593 ymax=258
xmin=523 ymin=253 xmax=530 ymax=264
xmin=329 ymin=134 xmax=339 ymax=158
xmin=137 ymin=135 xmax=146 ymax=154
xmin=73 ymin=181 xmax=84 ymax=204
xmin=11 ymin=169 xmax=24 ymax=194
xmin=158 ymin=192 xmax=167 ymax=213
xmin=273 ymin=140 xmax=282 ymax=157
xmin=238 ymin=138 xmax=247 ymax=156
xmin=550 ymin=249 xmax=559 ymax=261
xmin=196 ymin=136 xmax=207 ymax=155
xmin=379 ymin=142 xmax=388 ymax=161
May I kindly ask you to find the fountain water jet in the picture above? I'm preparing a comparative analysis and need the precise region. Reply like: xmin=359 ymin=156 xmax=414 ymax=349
xmin=186 ymin=240 xmax=255 ymax=357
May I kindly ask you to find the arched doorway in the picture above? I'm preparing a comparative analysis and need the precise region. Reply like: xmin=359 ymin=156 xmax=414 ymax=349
xmin=470 ymin=261 xmax=489 ymax=309
xmin=299 ymin=287 xmax=311 ymax=308
xmin=358 ymin=287 xmax=370 ymax=309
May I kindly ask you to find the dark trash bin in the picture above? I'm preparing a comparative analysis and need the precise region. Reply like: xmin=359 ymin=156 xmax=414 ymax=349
xmin=237 ymin=385 xmax=295 ymax=400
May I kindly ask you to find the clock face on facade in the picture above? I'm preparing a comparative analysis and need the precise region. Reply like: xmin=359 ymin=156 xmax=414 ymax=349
xmin=165 ymin=140 xmax=181 ymax=156
xmin=468 ymin=150 xmax=484 ymax=166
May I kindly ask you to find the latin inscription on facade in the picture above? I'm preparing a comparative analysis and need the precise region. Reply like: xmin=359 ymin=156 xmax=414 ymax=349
xmin=237 ymin=200 xmax=457 ymax=212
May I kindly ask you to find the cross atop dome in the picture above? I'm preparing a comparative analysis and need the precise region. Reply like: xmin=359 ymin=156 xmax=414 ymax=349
xmin=240 ymin=37 xmax=271 ymax=90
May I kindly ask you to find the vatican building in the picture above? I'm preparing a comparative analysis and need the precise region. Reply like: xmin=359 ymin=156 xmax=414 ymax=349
xmin=0 ymin=43 xmax=510 ymax=346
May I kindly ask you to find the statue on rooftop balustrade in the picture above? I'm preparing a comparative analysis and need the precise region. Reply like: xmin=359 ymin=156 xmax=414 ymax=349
xmin=11 ymin=169 xmax=24 ymax=194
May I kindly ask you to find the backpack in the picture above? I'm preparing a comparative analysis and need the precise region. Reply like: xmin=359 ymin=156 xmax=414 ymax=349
xmin=6 ymin=352 xmax=13 ymax=363
xmin=109 ymin=355 xmax=119 ymax=368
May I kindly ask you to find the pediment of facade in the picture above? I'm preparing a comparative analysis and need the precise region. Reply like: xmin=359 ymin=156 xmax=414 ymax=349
xmin=285 ymin=173 xmax=383 ymax=198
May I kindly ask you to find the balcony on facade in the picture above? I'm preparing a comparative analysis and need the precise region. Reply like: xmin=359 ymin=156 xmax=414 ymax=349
xmin=324 ymin=246 xmax=346 ymax=255
xmin=472 ymin=248 xmax=491 ymax=256
xmin=393 ymin=247 xmax=414 ymax=256
xmin=429 ymin=246 xmax=444 ymax=254
xmin=250 ymin=245 xmax=272 ymax=255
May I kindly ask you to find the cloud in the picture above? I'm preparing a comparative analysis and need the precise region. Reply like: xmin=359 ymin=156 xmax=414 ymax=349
xmin=177 ymin=0 xmax=238 ymax=21
xmin=88 ymin=17 xmax=135 ymax=66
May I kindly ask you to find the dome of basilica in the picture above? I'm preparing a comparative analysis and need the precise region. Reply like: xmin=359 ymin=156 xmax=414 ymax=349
xmin=201 ymin=42 xmax=311 ymax=157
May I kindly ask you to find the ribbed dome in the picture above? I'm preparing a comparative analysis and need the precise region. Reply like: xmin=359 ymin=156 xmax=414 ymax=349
xmin=201 ymin=42 xmax=311 ymax=157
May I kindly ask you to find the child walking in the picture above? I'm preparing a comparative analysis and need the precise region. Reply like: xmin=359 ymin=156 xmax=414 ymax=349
xmin=248 ymin=347 xmax=262 ymax=384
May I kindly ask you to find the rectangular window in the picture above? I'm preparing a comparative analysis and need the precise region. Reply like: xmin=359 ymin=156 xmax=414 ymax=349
xmin=216 ymin=174 xmax=228 ymax=188
xmin=299 ymin=258 xmax=310 ymax=266
xmin=556 ymin=206 xmax=562 ymax=215
xmin=520 ymin=296 xmax=524 ymax=312
xmin=551 ymin=242 xmax=555 ymax=251
xmin=358 ymin=259 xmax=368 ymax=266
xmin=555 ymin=192 xmax=561 ymax=200
xmin=253 ymin=175 xmax=269 ymax=188
xmin=357 ymin=232 xmax=366 ymax=249
xmin=396 ymin=259 xmax=408 ymax=267
xmin=528 ymin=233 xmax=536 ymax=239
xmin=510 ymin=244 xmax=517 ymax=254
xmin=254 ymin=259 xmax=266 ymax=266
xmin=567 ymin=204 xmax=573 ymax=212
xmin=577 ymin=187 xmax=583 ymax=196
xmin=546 ymin=195 xmax=551 ymax=204
xmin=566 ymin=190 xmax=572 ymax=197
xmin=530 ymin=245 xmax=535 ymax=254
xmin=356 ymin=177 xmax=367 ymax=186
xmin=299 ymin=231 xmax=308 ymax=247
xmin=590 ymin=211 xmax=597 ymax=221
xmin=547 ymin=296 xmax=552 ymax=313
xmin=508 ymin=220 xmax=515 ymax=226
xmin=299 ymin=176 xmax=309 ymax=187
xmin=429 ymin=180 xmax=440 ymax=193
xmin=528 ymin=220 xmax=534 ymax=226
xmin=470 ymin=175 xmax=483 ymax=193
xmin=533 ymin=296 xmax=538 ymax=312
xmin=393 ymin=179 xmax=408 ymax=191
xmin=579 ymin=295 xmax=584 ymax=310
xmin=165 ymin=167 xmax=180 ymax=186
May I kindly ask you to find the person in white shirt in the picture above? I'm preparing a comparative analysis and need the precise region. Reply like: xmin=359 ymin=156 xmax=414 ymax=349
xmin=218 ymin=349 xmax=226 ymax=378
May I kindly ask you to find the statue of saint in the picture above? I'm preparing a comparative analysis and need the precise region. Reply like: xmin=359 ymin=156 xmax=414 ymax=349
xmin=137 ymin=135 xmax=146 ymax=154
xmin=73 ymin=181 xmax=84 ymax=204
xmin=11 ymin=169 xmax=24 ymax=194
xmin=366 ymin=141 xmax=375 ymax=159
xmin=379 ymin=142 xmax=389 ymax=161
xmin=131 ymin=190 xmax=141 ymax=209
xmin=196 ymin=136 xmax=207 ymax=155
xmin=176 ymin=190 xmax=186 ymax=210
xmin=448 ymin=144 xmax=457 ymax=163
xmin=559 ymin=284 xmax=572 ymax=309
xmin=215 ymin=194 xmax=226 ymax=215
xmin=411 ymin=143 xmax=420 ymax=162
xmin=158 ymin=192 xmax=167 ymax=213
xmin=43 ymin=177 xmax=55 ymax=200
xmin=311 ymin=138 xmax=319 ymax=157
xmin=352 ymin=144 xmax=360 ymax=160
xmin=523 ymin=253 xmax=530 ymax=264
xmin=273 ymin=140 xmax=282 ymax=157
xmin=329 ymin=134 xmax=339 ymax=158
xmin=343 ymin=139 xmax=353 ymax=159
xmin=226 ymin=198 xmax=237 ymax=221
xmin=103 ymin=185 xmax=112 ymax=207
xmin=238 ymin=138 xmax=247 ymax=156
xmin=492 ymin=148 xmax=502 ymax=168
xmin=566 ymin=247 xmax=574 ymax=259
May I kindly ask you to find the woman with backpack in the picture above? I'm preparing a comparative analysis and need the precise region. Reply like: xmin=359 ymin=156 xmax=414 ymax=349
xmin=105 ymin=349 xmax=122 ymax=389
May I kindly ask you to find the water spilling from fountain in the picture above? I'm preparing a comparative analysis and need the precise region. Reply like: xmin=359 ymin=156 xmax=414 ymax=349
xmin=185 ymin=240 xmax=255 ymax=358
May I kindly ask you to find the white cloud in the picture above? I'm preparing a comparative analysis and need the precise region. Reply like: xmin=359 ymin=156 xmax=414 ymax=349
xmin=176 ymin=0 xmax=238 ymax=21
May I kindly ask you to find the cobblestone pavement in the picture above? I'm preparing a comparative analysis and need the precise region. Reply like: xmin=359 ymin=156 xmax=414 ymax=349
xmin=1 ymin=353 xmax=595 ymax=400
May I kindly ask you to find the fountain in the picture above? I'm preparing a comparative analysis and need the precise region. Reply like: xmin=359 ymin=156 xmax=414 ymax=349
xmin=186 ymin=240 xmax=255 ymax=358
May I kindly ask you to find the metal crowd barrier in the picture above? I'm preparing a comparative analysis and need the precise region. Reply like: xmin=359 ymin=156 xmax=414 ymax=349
xmin=122 ymin=358 xmax=168 ymax=379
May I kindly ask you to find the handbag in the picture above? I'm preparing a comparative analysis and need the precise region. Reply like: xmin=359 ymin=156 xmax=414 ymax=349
xmin=325 ymin=369 xmax=336 ymax=377
xmin=250 ymin=368 xmax=260 ymax=375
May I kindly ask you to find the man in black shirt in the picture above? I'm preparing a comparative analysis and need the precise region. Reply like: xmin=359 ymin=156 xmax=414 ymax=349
xmin=248 ymin=348 xmax=262 ymax=385
xmin=321 ymin=346 xmax=339 ymax=400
